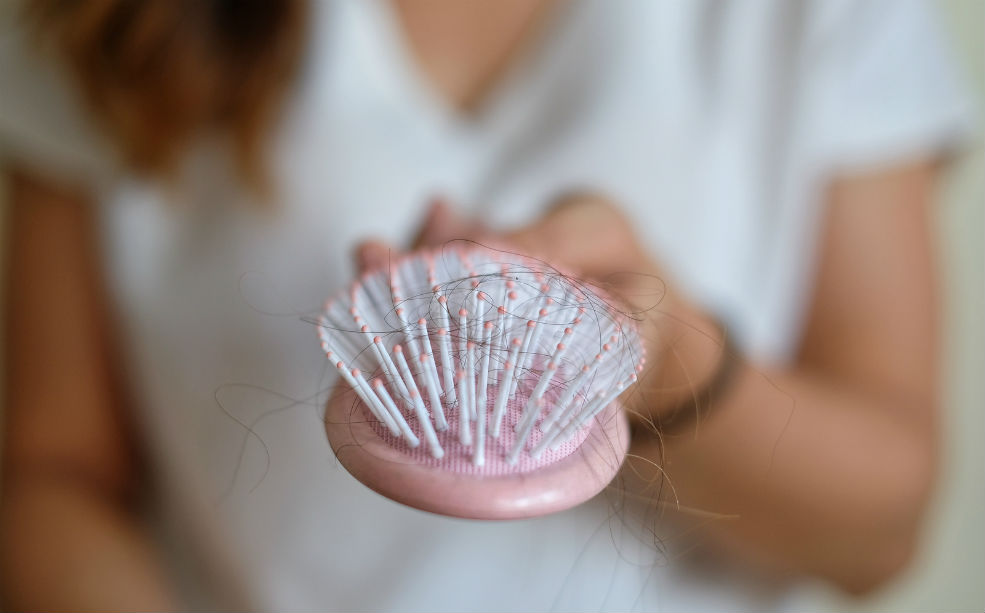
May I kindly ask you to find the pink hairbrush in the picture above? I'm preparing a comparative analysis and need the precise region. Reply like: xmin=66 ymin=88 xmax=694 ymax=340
xmin=319 ymin=245 xmax=644 ymax=519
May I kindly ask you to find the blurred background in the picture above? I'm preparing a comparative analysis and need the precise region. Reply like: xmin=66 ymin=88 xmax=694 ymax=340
xmin=0 ymin=1 xmax=982 ymax=611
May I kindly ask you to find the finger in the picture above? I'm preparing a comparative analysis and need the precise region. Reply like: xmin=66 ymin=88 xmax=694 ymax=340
xmin=354 ymin=239 xmax=395 ymax=274
xmin=517 ymin=193 xmax=648 ymax=277
xmin=412 ymin=196 xmax=487 ymax=248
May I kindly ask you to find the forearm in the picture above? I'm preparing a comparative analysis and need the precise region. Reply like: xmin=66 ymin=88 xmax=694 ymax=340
xmin=1 ymin=474 xmax=177 ymax=612
xmin=625 ymin=361 xmax=936 ymax=592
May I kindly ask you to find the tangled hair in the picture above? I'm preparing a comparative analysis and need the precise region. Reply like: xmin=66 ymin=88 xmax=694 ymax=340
xmin=27 ymin=0 xmax=309 ymax=192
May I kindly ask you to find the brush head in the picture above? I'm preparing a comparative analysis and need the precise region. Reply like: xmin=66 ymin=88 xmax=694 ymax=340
xmin=319 ymin=245 xmax=644 ymax=519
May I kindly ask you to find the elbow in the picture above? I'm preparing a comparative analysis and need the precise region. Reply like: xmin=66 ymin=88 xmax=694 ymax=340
xmin=830 ymin=428 xmax=938 ymax=596
xmin=834 ymin=526 xmax=920 ymax=596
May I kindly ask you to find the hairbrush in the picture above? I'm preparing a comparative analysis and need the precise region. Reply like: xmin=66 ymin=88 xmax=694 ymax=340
xmin=318 ymin=244 xmax=644 ymax=519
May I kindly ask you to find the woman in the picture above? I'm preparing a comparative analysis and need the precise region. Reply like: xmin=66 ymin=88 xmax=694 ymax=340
xmin=0 ymin=0 xmax=970 ymax=610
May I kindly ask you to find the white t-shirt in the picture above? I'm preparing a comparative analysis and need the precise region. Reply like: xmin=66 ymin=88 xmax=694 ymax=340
xmin=0 ymin=0 xmax=971 ymax=610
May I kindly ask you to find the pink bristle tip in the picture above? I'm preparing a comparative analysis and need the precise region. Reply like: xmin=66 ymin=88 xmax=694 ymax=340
xmin=351 ymin=368 xmax=360 ymax=376
xmin=506 ymin=280 xmax=515 ymax=289
xmin=478 ymin=291 xmax=488 ymax=300
xmin=361 ymin=325 xmax=369 ymax=332
xmin=471 ymin=280 xmax=480 ymax=288
xmin=564 ymin=328 xmax=572 ymax=335
xmin=498 ymin=306 xmax=506 ymax=314
xmin=557 ymin=343 xmax=565 ymax=350
xmin=372 ymin=378 xmax=384 ymax=387
xmin=336 ymin=361 xmax=344 ymax=369
xmin=438 ymin=328 xmax=447 ymax=335
xmin=582 ymin=365 xmax=590 ymax=372
xmin=418 ymin=318 xmax=427 ymax=325
xmin=374 ymin=336 xmax=382 ymax=343
xmin=438 ymin=295 xmax=447 ymax=303
xmin=467 ymin=341 xmax=476 ymax=349
xmin=508 ymin=291 xmax=518 ymax=300
xmin=420 ymin=354 xmax=428 ymax=363
xmin=396 ymin=308 xmax=404 ymax=315
xmin=603 ymin=343 xmax=611 ymax=351
xmin=512 ymin=338 xmax=522 ymax=346
xmin=545 ymin=297 xmax=554 ymax=305
xmin=459 ymin=308 xmax=468 ymax=316
xmin=349 ymin=307 xmax=357 ymax=315
xmin=539 ymin=308 xmax=548 ymax=317
xmin=394 ymin=345 xmax=403 ymax=353
xmin=484 ymin=321 xmax=494 ymax=329
xmin=527 ymin=321 xmax=536 ymax=328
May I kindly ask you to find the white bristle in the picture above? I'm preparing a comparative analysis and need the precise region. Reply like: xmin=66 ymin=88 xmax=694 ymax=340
xmin=371 ymin=335 xmax=410 ymax=403
xmin=456 ymin=369 xmax=472 ymax=446
xmin=509 ymin=320 xmax=538 ymax=401
xmin=416 ymin=318 xmax=440 ymax=390
xmin=466 ymin=341 xmax=478 ymax=420
xmin=373 ymin=378 xmax=420 ymax=446
xmin=491 ymin=337 xmax=523 ymax=438
xmin=436 ymin=324 xmax=457 ymax=403
xmin=457 ymin=308 xmax=468 ymax=371
xmin=317 ymin=246 xmax=644 ymax=468
xmin=420 ymin=353 xmax=449 ymax=431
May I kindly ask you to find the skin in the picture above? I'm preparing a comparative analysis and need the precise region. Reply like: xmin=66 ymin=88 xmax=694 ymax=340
xmin=1 ymin=172 xmax=177 ymax=611
xmin=1 ymin=0 xmax=941 ymax=608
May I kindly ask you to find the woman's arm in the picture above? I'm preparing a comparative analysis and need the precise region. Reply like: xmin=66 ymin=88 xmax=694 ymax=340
xmin=627 ymin=162 xmax=941 ymax=594
xmin=1 ymin=170 xmax=175 ymax=610
xmin=393 ymin=161 xmax=941 ymax=595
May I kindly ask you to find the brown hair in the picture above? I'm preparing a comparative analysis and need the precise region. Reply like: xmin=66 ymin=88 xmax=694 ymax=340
xmin=28 ymin=0 xmax=309 ymax=192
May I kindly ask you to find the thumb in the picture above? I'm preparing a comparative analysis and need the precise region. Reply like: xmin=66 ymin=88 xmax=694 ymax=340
xmin=353 ymin=239 xmax=394 ymax=274
xmin=412 ymin=196 xmax=485 ymax=248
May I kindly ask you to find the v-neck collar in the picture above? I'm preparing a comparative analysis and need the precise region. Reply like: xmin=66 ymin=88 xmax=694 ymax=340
xmin=360 ymin=0 xmax=587 ymax=139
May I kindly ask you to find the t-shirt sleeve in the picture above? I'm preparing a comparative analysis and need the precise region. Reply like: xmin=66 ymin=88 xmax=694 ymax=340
xmin=743 ymin=0 xmax=974 ymax=364
xmin=805 ymin=0 xmax=974 ymax=173
xmin=0 ymin=6 xmax=118 ymax=187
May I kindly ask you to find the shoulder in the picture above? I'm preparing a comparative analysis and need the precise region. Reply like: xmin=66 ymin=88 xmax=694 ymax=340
xmin=0 ymin=5 xmax=118 ymax=186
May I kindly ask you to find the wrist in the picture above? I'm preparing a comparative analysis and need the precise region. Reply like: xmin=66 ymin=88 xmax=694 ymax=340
xmin=628 ymin=292 xmax=734 ymax=428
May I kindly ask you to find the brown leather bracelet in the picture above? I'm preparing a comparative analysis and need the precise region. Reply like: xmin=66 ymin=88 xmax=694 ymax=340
xmin=635 ymin=321 xmax=741 ymax=438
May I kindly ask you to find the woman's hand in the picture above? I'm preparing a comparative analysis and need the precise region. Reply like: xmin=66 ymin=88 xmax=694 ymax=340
xmin=355 ymin=194 xmax=727 ymax=427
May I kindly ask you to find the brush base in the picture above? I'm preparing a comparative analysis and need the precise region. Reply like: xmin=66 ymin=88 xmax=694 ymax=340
xmin=324 ymin=387 xmax=631 ymax=520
